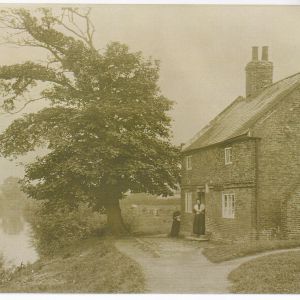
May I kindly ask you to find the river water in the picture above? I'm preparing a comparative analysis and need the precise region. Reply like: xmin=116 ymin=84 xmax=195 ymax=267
xmin=0 ymin=216 xmax=39 ymax=269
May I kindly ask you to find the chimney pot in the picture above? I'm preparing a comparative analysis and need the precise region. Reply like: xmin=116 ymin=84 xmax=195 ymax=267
xmin=262 ymin=46 xmax=269 ymax=61
xmin=252 ymin=46 xmax=258 ymax=61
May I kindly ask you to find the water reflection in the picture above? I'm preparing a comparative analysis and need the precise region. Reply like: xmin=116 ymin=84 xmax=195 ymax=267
xmin=1 ymin=213 xmax=24 ymax=235
xmin=0 ymin=217 xmax=38 ymax=269
xmin=0 ymin=177 xmax=39 ymax=268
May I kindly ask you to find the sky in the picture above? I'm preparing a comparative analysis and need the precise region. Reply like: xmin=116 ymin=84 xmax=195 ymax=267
xmin=1 ymin=4 xmax=300 ymax=182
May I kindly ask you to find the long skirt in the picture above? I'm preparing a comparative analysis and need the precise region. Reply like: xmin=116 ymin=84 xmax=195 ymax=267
xmin=170 ymin=220 xmax=180 ymax=237
xmin=193 ymin=213 xmax=205 ymax=235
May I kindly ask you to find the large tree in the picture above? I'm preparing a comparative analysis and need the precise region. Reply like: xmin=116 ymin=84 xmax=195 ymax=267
xmin=0 ymin=8 xmax=180 ymax=234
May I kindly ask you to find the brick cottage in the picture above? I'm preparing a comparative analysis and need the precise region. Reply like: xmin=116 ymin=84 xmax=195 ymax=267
xmin=181 ymin=46 xmax=300 ymax=241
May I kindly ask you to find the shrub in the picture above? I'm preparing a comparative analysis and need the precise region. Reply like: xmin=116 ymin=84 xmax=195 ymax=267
xmin=28 ymin=203 xmax=107 ymax=256
xmin=0 ymin=253 xmax=13 ymax=286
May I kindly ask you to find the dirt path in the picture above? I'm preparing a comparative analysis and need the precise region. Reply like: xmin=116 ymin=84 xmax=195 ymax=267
xmin=115 ymin=237 xmax=300 ymax=293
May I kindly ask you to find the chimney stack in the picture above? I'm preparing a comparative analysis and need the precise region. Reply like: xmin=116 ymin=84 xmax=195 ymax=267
xmin=252 ymin=46 xmax=258 ymax=61
xmin=245 ymin=46 xmax=273 ymax=97
xmin=261 ymin=46 xmax=269 ymax=61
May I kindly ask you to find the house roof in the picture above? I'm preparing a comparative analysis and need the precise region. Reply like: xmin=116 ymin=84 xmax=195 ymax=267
xmin=182 ymin=72 xmax=300 ymax=152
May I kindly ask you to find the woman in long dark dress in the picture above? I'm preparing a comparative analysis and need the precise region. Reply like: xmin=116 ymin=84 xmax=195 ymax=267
xmin=193 ymin=200 xmax=205 ymax=236
xmin=199 ymin=204 xmax=205 ymax=235
xmin=170 ymin=210 xmax=181 ymax=237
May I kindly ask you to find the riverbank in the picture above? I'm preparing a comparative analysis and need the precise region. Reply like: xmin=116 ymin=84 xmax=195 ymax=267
xmin=0 ymin=237 xmax=145 ymax=293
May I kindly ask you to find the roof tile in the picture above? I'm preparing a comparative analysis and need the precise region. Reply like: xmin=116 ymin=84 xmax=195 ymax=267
xmin=183 ymin=73 xmax=300 ymax=152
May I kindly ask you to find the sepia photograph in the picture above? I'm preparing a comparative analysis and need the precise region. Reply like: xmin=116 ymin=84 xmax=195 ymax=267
xmin=0 ymin=1 xmax=299 ymax=296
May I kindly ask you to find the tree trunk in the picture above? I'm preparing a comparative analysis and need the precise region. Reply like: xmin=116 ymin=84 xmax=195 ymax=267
xmin=106 ymin=200 xmax=128 ymax=236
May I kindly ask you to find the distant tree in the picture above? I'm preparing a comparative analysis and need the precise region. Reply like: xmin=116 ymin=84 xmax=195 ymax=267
xmin=0 ymin=177 xmax=28 ymax=234
xmin=0 ymin=8 xmax=180 ymax=234
xmin=0 ymin=177 xmax=27 ymax=211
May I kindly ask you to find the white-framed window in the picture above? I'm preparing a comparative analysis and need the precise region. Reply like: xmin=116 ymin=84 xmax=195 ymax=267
xmin=186 ymin=155 xmax=192 ymax=170
xmin=185 ymin=192 xmax=193 ymax=213
xmin=222 ymin=193 xmax=235 ymax=218
xmin=225 ymin=147 xmax=232 ymax=165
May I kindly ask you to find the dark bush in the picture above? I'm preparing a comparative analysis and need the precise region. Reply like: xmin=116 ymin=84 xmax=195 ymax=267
xmin=27 ymin=203 xmax=107 ymax=256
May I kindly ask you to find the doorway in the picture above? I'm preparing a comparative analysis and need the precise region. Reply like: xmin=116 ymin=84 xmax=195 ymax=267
xmin=197 ymin=191 xmax=206 ymax=205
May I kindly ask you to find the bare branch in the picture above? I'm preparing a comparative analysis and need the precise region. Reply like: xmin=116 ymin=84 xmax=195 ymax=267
xmin=61 ymin=8 xmax=95 ymax=50
xmin=52 ymin=8 xmax=96 ymax=50
xmin=0 ymin=8 xmax=99 ymax=112
xmin=56 ymin=18 xmax=88 ymax=45
xmin=85 ymin=8 xmax=95 ymax=47
xmin=1 ymin=96 xmax=46 ymax=114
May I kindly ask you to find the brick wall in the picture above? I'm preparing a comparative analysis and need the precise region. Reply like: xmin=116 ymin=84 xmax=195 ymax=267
xmin=246 ymin=61 xmax=273 ymax=97
xmin=181 ymin=138 xmax=257 ymax=240
xmin=252 ymin=86 xmax=300 ymax=238
xmin=181 ymin=138 xmax=256 ymax=187
xmin=286 ymin=186 xmax=300 ymax=238
xmin=205 ymin=187 xmax=256 ymax=241
xmin=181 ymin=85 xmax=300 ymax=241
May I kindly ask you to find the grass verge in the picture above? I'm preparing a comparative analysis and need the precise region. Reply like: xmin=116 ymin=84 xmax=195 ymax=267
xmin=0 ymin=237 xmax=145 ymax=293
xmin=228 ymin=250 xmax=300 ymax=293
xmin=203 ymin=239 xmax=300 ymax=263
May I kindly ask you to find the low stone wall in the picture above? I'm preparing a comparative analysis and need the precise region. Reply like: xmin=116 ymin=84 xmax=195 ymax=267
xmin=121 ymin=203 xmax=180 ymax=235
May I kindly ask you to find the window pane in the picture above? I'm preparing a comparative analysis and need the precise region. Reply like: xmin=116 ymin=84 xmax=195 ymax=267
xmin=222 ymin=193 xmax=235 ymax=218
xmin=225 ymin=148 xmax=232 ymax=164
xmin=185 ymin=192 xmax=193 ymax=213
xmin=186 ymin=156 xmax=192 ymax=169
xmin=185 ymin=192 xmax=189 ymax=212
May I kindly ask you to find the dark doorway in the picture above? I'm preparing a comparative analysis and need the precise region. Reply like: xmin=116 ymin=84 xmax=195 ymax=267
xmin=197 ymin=191 xmax=206 ymax=205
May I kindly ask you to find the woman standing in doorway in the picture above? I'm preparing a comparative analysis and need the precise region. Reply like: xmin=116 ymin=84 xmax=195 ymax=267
xmin=193 ymin=199 xmax=205 ymax=236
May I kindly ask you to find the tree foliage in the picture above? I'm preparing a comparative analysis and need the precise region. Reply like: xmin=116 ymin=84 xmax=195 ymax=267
xmin=0 ymin=8 xmax=180 ymax=233
xmin=28 ymin=202 xmax=107 ymax=256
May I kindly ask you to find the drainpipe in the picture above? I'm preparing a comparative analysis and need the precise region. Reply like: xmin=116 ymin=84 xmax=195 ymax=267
xmin=254 ymin=139 xmax=259 ymax=240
